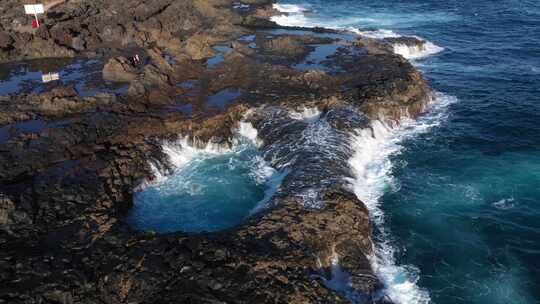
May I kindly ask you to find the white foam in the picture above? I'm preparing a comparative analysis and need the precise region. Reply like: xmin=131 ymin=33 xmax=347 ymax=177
xmin=271 ymin=3 xmax=443 ymax=61
xmin=140 ymin=122 xmax=256 ymax=190
xmin=134 ymin=137 xmax=230 ymax=191
xmin=232 ymin=3 xmax=249 ymax=10
xmin=271 ymin=4 xmax=310 ymax=27
xmin=162 ymin=137 xmax=228 ymax=169
xmin=289 ymin=107 xmax=322 ymax=123
xmin=237 ymin=121 xmax=262 ymax=147
xmin=162 ymin=121 xmax=262 ymax=171
xmin=347 ymin=92 xmax=456 ymax=303
xmin=393 ymin=41 xmax=444 ymax=60
xmin=350 ymin=28 xmax=401 ymax=39
xmin=136 ymin=161 xmax=166 ymax=190
xmin=273 ymin=3 xmax=309 ymax=14
xmin=297 ymin=188 xmax=324 ymax=209
xmin=273 ymin=3 xmax=350 ymax=29
xmin=492 ymin=198 xmax=515 ymax=210
xmin=138 ymin=122 xmax=285 ymax=213
xmin=248 ymin=150 xmax=286 ymax=213
xmin=223 ymin=122 xmax=286 ymax=213
xmin=251 ymin=168 xmax=289 ymax=213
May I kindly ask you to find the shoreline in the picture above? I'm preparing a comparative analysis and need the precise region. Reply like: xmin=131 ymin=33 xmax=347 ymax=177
xmin=0 ymin=1 xmax=435 ymax=303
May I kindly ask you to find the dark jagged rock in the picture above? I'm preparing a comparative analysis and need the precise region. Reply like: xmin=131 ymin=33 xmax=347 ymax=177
xmin=102 ymin=57 xmax=139 ymax=82
xmin=383 ymin=36 xmax=426 ymax=48
xmin=0 ymin=0 xmax=432 ymax=303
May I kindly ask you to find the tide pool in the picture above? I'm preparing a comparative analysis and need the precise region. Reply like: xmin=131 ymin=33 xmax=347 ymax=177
xmin=127 ymin=136 xmax=284 ymax=233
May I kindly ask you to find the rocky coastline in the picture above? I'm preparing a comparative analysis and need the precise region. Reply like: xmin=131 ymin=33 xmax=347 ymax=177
xmin=0 ymin=1 xmax=432 ymax=303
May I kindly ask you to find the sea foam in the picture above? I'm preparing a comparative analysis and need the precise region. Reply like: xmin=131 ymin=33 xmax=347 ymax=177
xmin=347 ymin=92 xmax=456 ymax=303
xmin=271 ymin=4 xmax=311 ymax=27
xmin=393 ymin=41 xmax=445 ymax=60
xmin=271 ymin=3 xmax=443 ymax=60
xmin=136 ymin=137 xmax=230 ymax=190
xmin=138 ymin=122 xmax=281 ymax=212
xmin=271 ymin=3 xmax=453 ymax=301
xmin=348 ymin=28 xmax=401 ymax=39
xmin=289 ymin=107 xmax=322 ymax=123
xmin=273 ymin=3 xmax=310 ymax=14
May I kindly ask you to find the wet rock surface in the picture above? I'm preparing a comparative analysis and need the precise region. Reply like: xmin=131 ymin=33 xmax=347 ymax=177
xmin=0 ymin=0 xmax=431 ymax=303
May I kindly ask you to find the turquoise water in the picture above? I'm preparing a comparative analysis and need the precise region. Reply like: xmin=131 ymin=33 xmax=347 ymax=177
xmin=127 ymin=138 xmax=284 ymax=233
xmin=273 ymin=0 xmax=540 ymax=303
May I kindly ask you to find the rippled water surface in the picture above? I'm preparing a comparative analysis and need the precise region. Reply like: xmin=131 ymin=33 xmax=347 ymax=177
xmin=274 ymin=0 xmax=540 ymax=303
xmin=127 ymin=136 xmax=284 ymax=233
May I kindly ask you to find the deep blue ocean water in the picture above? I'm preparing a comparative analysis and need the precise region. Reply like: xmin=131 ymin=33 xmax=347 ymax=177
xmin=273 ymin=0 xmax=540 ymax=303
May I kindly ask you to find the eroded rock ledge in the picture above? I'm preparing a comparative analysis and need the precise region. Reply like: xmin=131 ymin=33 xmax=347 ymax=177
xmin=0 ymin=0 xmax=431 ymax=303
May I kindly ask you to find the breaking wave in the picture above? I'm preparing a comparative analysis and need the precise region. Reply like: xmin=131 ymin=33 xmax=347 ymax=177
xmin=349 ymin=28 xmax=401 ymax=39
xmin=273 ymin=3 xmax=311 ymax=14
xmin=271 ymin=3 xmax=454 ymax=302
xmin=289 ymin=106 xmax=322 ymax=123
xmin=347 ymin=92 xmax=456 ymax=303
xmin=393 ymin=41 xmax=445 ymax=60
xmin=130 ymin=123 xmax=284 ymax=232
xmin=271 ymin=3 xmax=443 ymax=60
xmin=271 ymin=4 xmax=311 ymax=27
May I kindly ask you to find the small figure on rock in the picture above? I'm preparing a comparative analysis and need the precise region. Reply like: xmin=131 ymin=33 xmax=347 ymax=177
xmin=133 ymin=54 xmax=141 ymax=65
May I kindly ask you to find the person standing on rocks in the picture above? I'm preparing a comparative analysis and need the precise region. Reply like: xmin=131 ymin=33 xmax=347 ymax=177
xmin=133 ymin=54 xmax=141 ymax=65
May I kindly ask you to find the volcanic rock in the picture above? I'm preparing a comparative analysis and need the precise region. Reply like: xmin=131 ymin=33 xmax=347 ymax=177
xmin=0 ymin=0 xmax=433 ymax=303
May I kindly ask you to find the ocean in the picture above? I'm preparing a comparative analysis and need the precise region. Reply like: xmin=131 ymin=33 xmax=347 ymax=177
xmin=270 ymin=0 xmax=540 ymax=303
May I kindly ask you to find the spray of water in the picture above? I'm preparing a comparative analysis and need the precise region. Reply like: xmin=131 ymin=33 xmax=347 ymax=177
xmin=271 ymin=4 xmax=444 ymax=60
xmin=347 ymin=93 xmax=456 ymax=303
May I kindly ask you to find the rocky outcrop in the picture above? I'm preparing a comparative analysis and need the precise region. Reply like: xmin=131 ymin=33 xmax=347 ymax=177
xmin=0 ymin=0 xmax=432 ymax=303
xmin=102 ymin=57 xmax=139 ymax=82
xmin=383 ymin=36 xmax=426 ymax=48
xmin=0 ymin=0 xmax=267 ymax=63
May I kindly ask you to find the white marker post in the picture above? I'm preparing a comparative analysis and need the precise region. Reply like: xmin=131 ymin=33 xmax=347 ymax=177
xmin=24 ymin=4 xmax=45 ymax=28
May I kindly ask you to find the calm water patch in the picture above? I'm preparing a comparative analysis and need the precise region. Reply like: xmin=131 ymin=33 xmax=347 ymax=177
xmin=207 ymin=88 xmax=241 ymax=109
xmin=293 ymin=43 xmax=341 ymax=71
xmin=207 ymin=54 xmax=225 ymax=69
xmin=0 ymin=58 xmax=128 ymax=97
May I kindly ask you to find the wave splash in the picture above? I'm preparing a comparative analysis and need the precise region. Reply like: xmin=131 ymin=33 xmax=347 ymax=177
xmin=271 ymin=3 xmax=311 ymax=27
xmin=137 ymin=122 xmax=283 ymax=215
xmin=347 ymin=92 xmax=456 ymax=303
xmin=252 ymin=106 xmax=357 ymax=209
xmin=271 ymin=3 xmax=454 ymax=301
xmin=349 ymin=28 xmax=401 ymax=39
xmin=393 ymin=41 xmax=445 ymax=60
xmin=289 ymin=106 xmax=322 ymax=123
xmin=271 ymin=4 xmax=443 ymax=60
xmin=273 ymin=3 xmax=310 ymax=14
